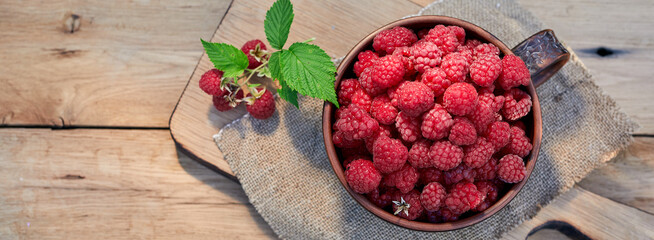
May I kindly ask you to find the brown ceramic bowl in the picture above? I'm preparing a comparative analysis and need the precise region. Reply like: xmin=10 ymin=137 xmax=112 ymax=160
xmin=322 ymin=16 xmax=569 ymax=231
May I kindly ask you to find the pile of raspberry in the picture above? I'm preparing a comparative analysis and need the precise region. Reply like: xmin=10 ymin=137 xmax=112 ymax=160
xmin=335 ymin=25 xmax=534 ymax=222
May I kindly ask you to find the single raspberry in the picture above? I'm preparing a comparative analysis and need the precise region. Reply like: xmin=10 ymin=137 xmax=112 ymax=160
xmin=212 ymin=89 xmax=243 ymax=112
xmin=392 ymin=190 xmax=423 ymax=220
xmin=425 ymin=25 xmax=460 ymax=54
xmin=475 ymin=157 xmax=498 ymax=181
xmin=345 ymin=159 xmax=382 ymax=194
xmin=364 ymin=124 xmax=394 ymax=153
xmin=447 ymin=26 xmax=466 ymax=45
xmin=367 ymin=188 xmax=393 ymax=208
xmin=408 ymin=139 xmax=432 ymax=168
xmin=420 ymin=67 xmax=451 ymax=97
xmin=441 ymin=53 xmax=470 ymax=83
xmin=241 ymin=39 xmax=267 ymax=69
xmin=353 ymin=50 xmax=379 ymax=77
xmin=464 ymin=39 xmax=482 ymax=49
xmin=371 ymin=55 xmax=406 ymax=89
xmin=470 ymin=54 xmax=502 ymax=87
xmin=478 ymin=85 xmax=496 ymax=94
xmin=497 ymin=154 xmax=527 ymax=183
xmin=468 ymin=103 xmax=495 ymax=133
xmin=351 ymin=89 xmax=373 ymax=113
xmin=333 ymin=130 xmax=364 ymax=149
xmin=387 ymin=164 xmax=419 ymax=193
xmin=433 ymin=208 xmax=461 ymax=222
xmin=485 ymin=121 xmax=511 ymax=151
xmin=199 ymin=69 xmax=226 ymax=96
xmin=417 ymin=28 xmax=430 ymax=39
xmin=445 ymin=182 xmax=482 ymax=214
xmin=370 ymin=95 xmax=398 ymax=125
xmin=498 ymin=55 xmax=530 ymax=90
xmin=457 ymin=45 xmax=474 ymax=66
xmin=443 ymin=164 xmax=476 ymax=185
xmin=342 ymin=153 xmax=371 ymax=168
xmin=335 ymin=104 xmax=379 ymax=140
xmin=463 ymin=137 xmax=494 ymax=168
xmin=478 ymin=92 xmax=505 ymax=113
xmin=473 ymin=181 xmax=499 ymax=212
xmin=502 ymin=126 xmax=532 ymax=157
xmin=421 ymin=182 xmax=447 ymax=211
xmin=421 ymin=104 xmax=454 ymax=140
xmin=386 ymin=81 xmax=408 ymax=106
xmin=418 ymin=167 xmax=444 ymax=185
xmin=409 ymin=41 xmax=442 ymax=73
xmin=443 ymin=82 xmax=478 ymax=116
xmin=502 ymin=88 xmax=532 ymax=121
xmin=429 ymin=140 xmax=463 ymax=171
xmin=392 ymin=47 xmax=416 ymax=77
xmin=372 ymin=136 xmax=408 ymax=173
xmin=395 ymin=111 xmax=422 ymax=143
xmin=337 ymin=78 xmax=361 ymax=106
xmin=448 ymin=117 xmax=477 ymax=146
xmin=396 ymin=81 xmax=435 ymax=117
xmin=359 ymin=67 xmax=386 ymax=96
xmin=473 ymin=43 xmax=500 ymax=58
xmin=372 ymin=26 xmax=418 ymax=55
xmin=246 ymin=88 xmax=276 ymax=119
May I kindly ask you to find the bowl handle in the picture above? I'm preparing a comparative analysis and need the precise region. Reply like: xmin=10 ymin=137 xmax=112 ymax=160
xmin=512 ymin=30 xmax=571 ymax=88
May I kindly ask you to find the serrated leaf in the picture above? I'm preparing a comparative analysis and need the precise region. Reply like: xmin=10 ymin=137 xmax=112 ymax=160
xmin=201 ymin=39 xmax=248 ymax=78
xmin=264 ymin=0 xmax=294 ymax=50
xmin=269 ymin=51 xmax=298 ymax=108
xmin=280 ymin=42 xmax=338 ymax=107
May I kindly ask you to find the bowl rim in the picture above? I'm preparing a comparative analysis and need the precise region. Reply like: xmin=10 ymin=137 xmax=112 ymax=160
xmin=322 ymin=15 xmax=542 ymax=231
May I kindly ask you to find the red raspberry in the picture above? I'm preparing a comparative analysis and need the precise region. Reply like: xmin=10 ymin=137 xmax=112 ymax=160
xmin=441 ymin=53 xmax=470 ymax=83
xmin=513 ymin=121 xmax=527 ymax=131
xmin=478 ymin=92 xmax=505 ymax=113
xmin=246 ymin=88 xmax=276 ymax=119
xmin=364 ymin=124 xmax=394 ymax=153
xmin=333 ymin=130 xmax=364 ymax=149
xmin=396 ymin=81 xmax=435 ymax=117
xmin=408 ymin=139 xmax=432 ymax=168
xmin=502 ymin=88 xmax=532 ymax=121
xmin=478 ymin=85 xmax=495 ymax=94
xmin=468 ymin=103 xmax=495 ymax=133
xmin=421 ymin=182 xmax=447 ymax=211
xmin=429 ymin=141 xmax=463 ymax=171
xmin=371 ymin=55 xmax=406 ymax=89
xmin=445 ymin=182 xmax=482 ymax=214
xmin=464 ymin=39 xmax=482 ymax=49
xmin=342 ymin=153 xmax=371 ymax=168
xmin=418 ymin=167 xmax=444 ymax=185
xmin=444 ymin=164 xmax=476 ymax=185
xmin=473 ymin=43 xmax=500 ymax=58
xmin=475 ymin=157 xmax=498 ymax=181
xmin=367 ymin=188 xmax=393 ymax=208
xmin=373 ymin=26 xmax=418 ymax=55
xmin=212 ymin=89 xmax=243 ymax=112
xmin=497 ymin=154 xmax=527 ymax=183
xmin=457 ymin=45 xmax=474 ymax=66
xmin=447 ymin=26 xmax=466 ymax=45
xmin=425 ymin=25 xmax=460 ymax=54
xmin=370 ymin=95 xmax=398 ymax=125
xmin=443 ymin=82 xmax=478 ymax=116
xmin=199 ymin=69 xmax=226 ymax=96
xmin=372 ymin=136 xmax=408 ymax=173
xmin=409 ymin=41 xmax=442 ymax=73
xmin=502 ymin=126 xmax=533 ymax=157
xmin=420 ymin=67 xmax=451 ymax=97
xmin=387 ymin=164 xmax=419 ymax=193
xmin=421 ymin=104 xmax=454 ymax=140
xmin=470 ymin=54 xmax=502 ymax=87
xmin=463 ymin=137 xmax=494 ymax=168
xmin=498 ymin=55 xmax=530 ymax=90
xmin=345 ymin=159 xmax=382 ymax=194
xmin=448 ymin=117 xmax=477 ymax=146
xmin=392 ymin=190 xmax=423 ymax=220
xmin=432 ymin=208 xmax=461 ymax=222
xmin=417 ymin=28 xmax=430 ymax=39
xmin=392 ymin=47 xmax=416 ymax=77
xmin=485 ymin=121 xmax=511 ymax=151
xmin=351 ymin=89 xmax=372 ymax=113
xmin=386 ymin=81 xmax=408 ymax=107
xmin=359 ymin=67 xmax=386 ymax=96
xmin=353 ymin=50 xmax=379 ymax=77
xmin=337 ymin=78 xmax=360 ymax=106
xmin=335 ymin=104 xmax=379 ymax=140
xmin=473 ymin=181 xmax=499 ymax=212
xmin=395 ymin=111 xmax=422 ymax=143
xmin=241 ymin=39 xmax=267 ymax=69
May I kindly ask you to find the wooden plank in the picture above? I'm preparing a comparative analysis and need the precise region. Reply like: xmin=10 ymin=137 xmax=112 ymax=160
xmin=0 ymin=0 xmax=232 ymax=128
xmin=0 ymin=128 xmax=275 ymax=239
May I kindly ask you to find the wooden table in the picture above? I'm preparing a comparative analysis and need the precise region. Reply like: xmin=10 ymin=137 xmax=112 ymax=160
xmin=1 ymin=0 xmax=653 ymax=239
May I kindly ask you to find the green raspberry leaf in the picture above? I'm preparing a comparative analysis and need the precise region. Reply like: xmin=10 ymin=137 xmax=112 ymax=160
xmin=280 ymin=42 xmax=338 ymax=107
xmin=269 ymin=51 xmax=298 ymax=108
xmin=264 ymin=0 xmax=294 ymax=50
xmin=201 ymin=39 xmax=248 ymax=78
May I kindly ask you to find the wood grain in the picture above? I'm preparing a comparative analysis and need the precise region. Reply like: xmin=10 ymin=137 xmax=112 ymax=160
xmin=0 ymin=0 xmax=232 ymax=128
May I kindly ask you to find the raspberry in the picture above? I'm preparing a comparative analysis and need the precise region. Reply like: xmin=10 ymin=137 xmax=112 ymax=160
xmin=372 ymin=26 xmax=418 ymax=55
xmin=468 ymin=103 xmax=495 ymax=133
xmin=445 ymin=182 xmax=482 ymax=214
xmin=345 ymin=159 xmax=382 ymax=194
xmin=502 ymin=126 xmax=533 ymax=157
xmin=396 ymin=81 xmax=435 ymax=117
xmin=351 ymin=89 xmax=373 ymax=113
xmin=371 ymin=55 xmax=406 ymax=89
xmin=386 ymin=81 xmax=408 ymax=106
xmin=418 ymin=167 xmax=444 ymax=185
xmin=498 ymin=55 xmax=530 ymax=90
xmin=372 ymin=136 xmax=408 ymax=173
xmin=475 ymin=157 xmax=498 ymax=181
xmin=513 ymin=121 xmax=527 ymax=131
xmin=199 ymin=69 xmax=226 ymax=96
xmin=420 ymin=67 xmax=451 ymax=97
xmin=421 ymin=182 xmax=447 ymax=211
xmin=497 ymin=154 xmax=527 ymax=183
xmin=441 ymin=53 xmax=470 ymax=83
xmin=470 ymin=54 xmax=502 ymax=87
xmin=447 ymin=26 xmax=466 ymax=45
xmin=392 ymin=189 xmax=423 ymax=220
xmin=485 ymin=121 xmax=511 ymax=151
xmin=473 ymin=181 xmax=499 ymax=212
xmin=370 ymin=95 xmax=398 ymax=125
xmin=395 ymin=111 xmax=422 ymax=143
xmin=246 ymin=88 xmax=276 ymax=119
xmin=342 ymin=153 xmax=371 ymax=168
xmin=443 ymin=164 xmax=476 ymax=185
xmin=421 ymin=104 xmax=454 ymax=140
xmin=241 ymin=39 xmax=267 ymax=69
xmin=367 ymin=188 xmax=393 ymax=208
xmin=409 ymin=41 xmax=442 ymax=73
xmin=443 ymin=82 xmax=478 ymax=116
xmin=425 ymin=25 xmax=460 ymax=54
xmin=353 ymin=50 xmax=379 ymax=77
xmin=478 ymin=92 xmax=505 ymax=113
xmin=333 ymin=130 xmax=364 ymax=149
xmin=457 ymin=45 xmax=474 ymax=66
xmin=464 ymin=39 xmax=482 ymax=50
xmin=463 ymin=137 xmax=494 ymax=168
xmin=387 ymin=164 xmax=419 ymax=193
xmin=335 ymin=104 xmax=379 ymax=140
xmin=448 ymin=117 xmax=477 ymax=146
xmin=359 ymin=67 xmax=386 ymax=96
xmin=429 ymin=140 xmax=463 ymax=171
xmin=473 ymin=43 xmax=500 ymax=58
xmin=364 ymin=124 xmax=393 ymax=153
xmin=212 ymin=89 xmax=243 ymax=112
xmin=417 ymin=28 xmax=430 ymax=39
xmin=408 ymin=139 xmax=432 ymax=168
xmin=478 ymin=85 xmax=495 ymax=94
xmin=392 ymin=47 xmax=416 ymax=77
xmin=337 ymin=78 xmax=360 ymax=106
xmin=502 ymin=88 xmax=532 ymax=121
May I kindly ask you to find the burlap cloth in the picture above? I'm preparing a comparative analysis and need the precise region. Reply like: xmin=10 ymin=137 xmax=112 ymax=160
xmin=215 ymin=0 xmax=638 ymax=238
